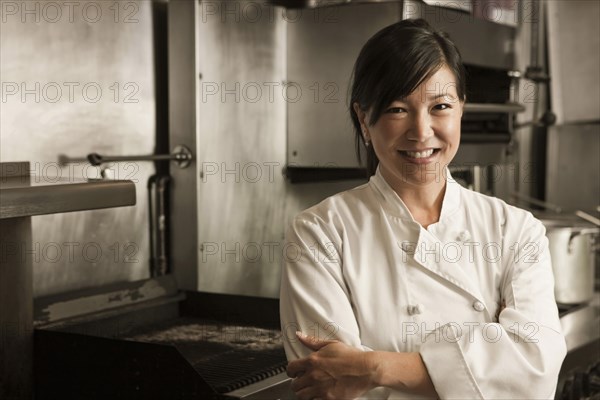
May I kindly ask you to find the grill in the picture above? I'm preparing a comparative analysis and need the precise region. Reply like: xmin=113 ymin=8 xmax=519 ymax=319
xmin=35 ymin=292 xmax=292 ymax=400
xmin=194 ymin=348 xmax=287 ymax=393
xmin=122 ymin=317 xmax=288 ymax=395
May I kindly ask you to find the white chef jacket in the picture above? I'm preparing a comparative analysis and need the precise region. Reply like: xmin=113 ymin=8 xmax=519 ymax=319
xmin=280 ymin=167 xmax=567 ymax=399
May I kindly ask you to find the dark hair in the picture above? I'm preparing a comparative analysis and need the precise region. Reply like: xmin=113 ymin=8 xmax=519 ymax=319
xmin=349 ymin=18 xmax=466 ymax=176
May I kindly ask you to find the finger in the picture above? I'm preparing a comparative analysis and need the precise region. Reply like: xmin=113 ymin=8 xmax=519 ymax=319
xmin=296 ymin=331 xmax=337 ymax=351
xmin=290 ymin=373 xmax=312 ymax=392
xmin=287 ymin=359 xmax=308 ymax=378
xmin=292 ymin=368 xmax=332 ymax=392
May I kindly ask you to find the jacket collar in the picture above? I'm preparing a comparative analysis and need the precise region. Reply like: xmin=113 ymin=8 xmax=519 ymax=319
xmin=369 ymin=166 xmax=486 ymax=305
xmin=368 ymin=165 xmax=461 ymax=222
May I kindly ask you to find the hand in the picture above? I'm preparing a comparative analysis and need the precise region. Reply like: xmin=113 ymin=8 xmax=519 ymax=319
xmin=286 ymin=332 xmax=377 ymax=400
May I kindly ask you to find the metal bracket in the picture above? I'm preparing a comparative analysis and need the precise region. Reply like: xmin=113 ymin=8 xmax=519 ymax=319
xmin=59 ymin=145 xmax=194 ymax=169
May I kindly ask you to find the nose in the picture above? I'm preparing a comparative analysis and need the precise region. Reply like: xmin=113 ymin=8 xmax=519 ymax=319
xmin=406 ymin=111 xmax=434 ymax=142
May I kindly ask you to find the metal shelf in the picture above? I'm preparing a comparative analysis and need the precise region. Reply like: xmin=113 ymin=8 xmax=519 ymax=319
xmin=463 ymin=102 xmax=526 ymax=113
xmin=0 ymin=175 xmax=136 ymax=219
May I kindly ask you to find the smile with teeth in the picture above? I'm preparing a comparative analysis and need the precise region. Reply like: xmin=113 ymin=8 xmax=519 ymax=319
xmin=401 ymin=149 xmax=438 ymax=158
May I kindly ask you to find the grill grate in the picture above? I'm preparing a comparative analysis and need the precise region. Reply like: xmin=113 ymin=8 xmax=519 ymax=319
xmin=192 ymin=347 xmax=288 ymax=393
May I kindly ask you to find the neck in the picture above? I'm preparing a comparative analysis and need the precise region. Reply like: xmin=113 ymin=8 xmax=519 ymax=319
xmin=381 ymin=168 xmax=447 ymax=228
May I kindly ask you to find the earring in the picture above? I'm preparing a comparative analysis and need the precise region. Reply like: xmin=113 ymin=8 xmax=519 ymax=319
xmin=365 ymin=139 xmax=371 ymax=147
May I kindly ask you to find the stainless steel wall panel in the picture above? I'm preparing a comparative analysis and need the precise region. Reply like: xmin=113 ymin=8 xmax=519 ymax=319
xmin=0 ymin=1 xmax=155 ymax=297
xmin=546 ymin=124 xmax=600 ymax=213
xmin=286 ymin=3 xmax=402 ymax=168
xmin=547 ymin=0 xmax=600 ymax=124
xmin=195 ymin=1 xmax=288 ymax=297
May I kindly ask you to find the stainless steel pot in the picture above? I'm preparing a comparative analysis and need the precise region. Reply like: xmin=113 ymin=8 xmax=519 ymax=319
xmin=539 ymin=217 xmax=599 ymax=304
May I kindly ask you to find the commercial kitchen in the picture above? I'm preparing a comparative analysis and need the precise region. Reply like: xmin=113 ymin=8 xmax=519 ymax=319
xmin=0 ymin=0 xmax=598 ymax=398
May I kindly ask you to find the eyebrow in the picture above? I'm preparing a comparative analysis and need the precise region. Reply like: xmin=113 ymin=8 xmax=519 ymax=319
xmin=427 ymin=93 xmax=458 ymax=101
xmin=395 ymin=93 xmax=458 ymax=102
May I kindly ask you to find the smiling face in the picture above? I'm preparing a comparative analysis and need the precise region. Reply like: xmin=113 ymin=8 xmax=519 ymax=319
xmin=354 ymin=65 xmax=464 ymax=189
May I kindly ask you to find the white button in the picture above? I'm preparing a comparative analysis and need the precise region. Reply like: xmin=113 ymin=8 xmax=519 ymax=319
xmin=472 ymin=300 xmax=485 ymax=312
xmin=458 ymin=230 xmax=471 ymax=242
xmin=407 ymin=304 xmax=424 ymax=315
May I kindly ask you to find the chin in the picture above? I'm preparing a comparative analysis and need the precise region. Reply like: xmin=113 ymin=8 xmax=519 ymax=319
xmin=403 ymin=173 xmax=444 ymax=186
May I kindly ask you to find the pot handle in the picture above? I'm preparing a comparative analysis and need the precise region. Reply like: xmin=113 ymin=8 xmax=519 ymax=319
xmin=568 ymin=228 xmax=600 ymax=253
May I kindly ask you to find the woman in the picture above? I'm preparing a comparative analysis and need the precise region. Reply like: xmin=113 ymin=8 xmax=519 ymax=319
xmin=279 ymin=18 xmax=566 ymax=399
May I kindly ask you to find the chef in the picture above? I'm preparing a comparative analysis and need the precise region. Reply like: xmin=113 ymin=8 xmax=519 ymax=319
xmin=279 ymin=18 xmax=567 ymax=399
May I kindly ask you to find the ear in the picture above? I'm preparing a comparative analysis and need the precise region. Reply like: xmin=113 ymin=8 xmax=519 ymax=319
xmin=353 ymin=102 xmax=370 ymax=141
xmin=353 ymin=102 xmax=366 ymax=125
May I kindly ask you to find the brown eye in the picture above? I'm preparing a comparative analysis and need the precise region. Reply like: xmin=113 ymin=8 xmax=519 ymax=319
xmin=434 ymin=103 xmax=451 ymax=111
xmin=386 ymin=107 xmax=406 ymax=114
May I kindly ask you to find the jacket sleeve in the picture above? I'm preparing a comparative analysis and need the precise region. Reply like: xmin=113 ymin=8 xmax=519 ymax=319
xmin=280 ymin=215 xmax=432 ymax=400
xmin=419 ymin=213 xmax=567 ymax=399
xmin=280 ymin=215 xmax=367 ymax=361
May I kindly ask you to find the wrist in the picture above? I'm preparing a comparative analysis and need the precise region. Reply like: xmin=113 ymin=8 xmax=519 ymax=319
xmin=364 ymin=352 xmax=434 ymax=393
xmin=364 ymin=351 xmax=384 ymax=387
